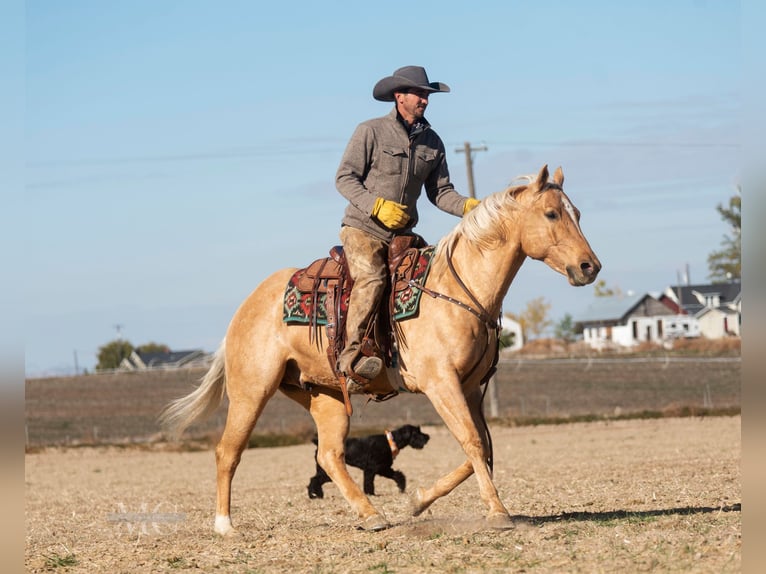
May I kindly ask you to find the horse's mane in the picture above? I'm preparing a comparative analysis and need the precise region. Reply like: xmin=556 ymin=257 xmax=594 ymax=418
xmin=434 ymin=175 xmax=534 ymax=261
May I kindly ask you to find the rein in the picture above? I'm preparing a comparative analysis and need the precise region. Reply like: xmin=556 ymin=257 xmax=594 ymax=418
xmin=405 ymin=241 xmax=499 ymax=331
xmin=445 ymin=242 xmax=497 ymax=328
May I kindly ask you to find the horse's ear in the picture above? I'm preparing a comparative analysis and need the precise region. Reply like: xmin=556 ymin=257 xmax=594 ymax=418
xmin=553 ymin=166 xmax=564 ymax=186
xmin=535 ymin=164 xmax=550 ymax=189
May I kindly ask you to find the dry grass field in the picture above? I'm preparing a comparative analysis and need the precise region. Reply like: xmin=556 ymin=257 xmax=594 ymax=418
xmin=25 ymin=416 xmax=740 ymax=573
xmin=25 ymin=347 xmax=741 ymax=571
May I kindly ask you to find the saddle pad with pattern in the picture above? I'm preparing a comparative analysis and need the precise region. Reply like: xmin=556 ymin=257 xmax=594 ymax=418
xmin=282 ymin=246 xmax=435 ymax=324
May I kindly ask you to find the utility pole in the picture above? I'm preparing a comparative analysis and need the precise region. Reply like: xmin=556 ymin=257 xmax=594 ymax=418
xmin=456 ymin=141 xmax=498 ymax=416
xmin=455 ymin=141 xmax=488 ymax=198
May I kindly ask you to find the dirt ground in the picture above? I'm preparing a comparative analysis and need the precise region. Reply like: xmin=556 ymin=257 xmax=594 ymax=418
xmin=25 ymin=416 xmax=740 ymax=573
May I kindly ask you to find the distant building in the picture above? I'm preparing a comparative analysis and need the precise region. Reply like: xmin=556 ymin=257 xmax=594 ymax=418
xmin=575 ymin=293 xmax=692 ymax=350
xmin=661 ymin=282 xmax=741 ymax=338
xmin=119 ymin=349 xmax=211 ymax=371
xmin=575 ymin=281 xmax=741 ymax=350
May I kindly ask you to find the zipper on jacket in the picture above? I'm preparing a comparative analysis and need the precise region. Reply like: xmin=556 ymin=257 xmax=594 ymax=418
xmin=399 ymin=128 xmax=428 ymax=204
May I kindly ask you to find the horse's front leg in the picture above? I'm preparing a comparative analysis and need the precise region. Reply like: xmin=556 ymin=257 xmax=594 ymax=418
xmin=417 ymin=381 xmax=512 ymax=528
xmin=280 ymin=385 xmax=389 ymax=530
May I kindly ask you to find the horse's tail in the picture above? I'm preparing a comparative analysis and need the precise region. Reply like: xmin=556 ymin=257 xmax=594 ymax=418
xmin=159 ymin=339 xmax=227 ymax=440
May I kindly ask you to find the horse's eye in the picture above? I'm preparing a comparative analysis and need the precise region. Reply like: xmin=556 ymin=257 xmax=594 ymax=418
xmin=545 ymin=210 xmax=558 ymax=221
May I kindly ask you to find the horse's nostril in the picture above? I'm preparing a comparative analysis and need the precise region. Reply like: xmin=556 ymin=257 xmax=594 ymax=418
xmin=580 ymin=260 xmax=601 ymax=277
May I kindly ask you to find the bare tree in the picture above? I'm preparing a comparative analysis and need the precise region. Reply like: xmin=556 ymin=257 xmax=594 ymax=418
xmin=506 ymin=296 xmax=552 ymax=340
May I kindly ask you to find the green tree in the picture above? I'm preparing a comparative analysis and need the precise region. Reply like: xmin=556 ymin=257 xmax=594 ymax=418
xmin=554 ymin=313 xmax=578 ymax=343
xmin=498 ymin=330 xmax=516 ymax=349
xmin=136 ymin=342 xmax=170 ymax=354
xmin=96 ymin=339 xmax=134 ymax=371
xmin=707 ymin=187 xmax=741 ymax=282
xmin=506 ymin=296 xmax=552 ymax=340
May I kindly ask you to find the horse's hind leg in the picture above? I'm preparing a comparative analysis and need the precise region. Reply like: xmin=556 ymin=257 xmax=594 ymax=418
xmin=411 ymin=460 xmax=474 ymax=516
xmin=214 ymin=387 xmax=276 ymax=535
xmin=280 ymin=385 xmax=388 ymax=530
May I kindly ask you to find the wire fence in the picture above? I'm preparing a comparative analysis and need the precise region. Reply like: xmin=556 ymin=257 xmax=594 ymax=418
xmin=25 ymin=357 xmax=740 ymax=448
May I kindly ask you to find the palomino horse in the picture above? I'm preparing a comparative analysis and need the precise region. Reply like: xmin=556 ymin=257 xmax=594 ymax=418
xmin=160 ymin=164 xmax=601 ymax=535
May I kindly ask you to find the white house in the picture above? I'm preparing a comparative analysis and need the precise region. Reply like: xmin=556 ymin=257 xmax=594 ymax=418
xmin=660 ymin=282 xmax=741 ymax=338
xmin=575 ymin=293 xmax=698 ymax=351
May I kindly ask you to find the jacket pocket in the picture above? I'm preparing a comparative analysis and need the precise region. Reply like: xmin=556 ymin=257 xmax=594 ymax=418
xmin=413 ymin=148 xmax=437 ymax=179
xmin=378 ymin=146 xmax=407 ymax=176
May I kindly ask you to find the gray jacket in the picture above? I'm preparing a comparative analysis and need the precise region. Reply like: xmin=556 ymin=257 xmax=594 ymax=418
xmin=336 ymin=107 xmax=468 ymax=241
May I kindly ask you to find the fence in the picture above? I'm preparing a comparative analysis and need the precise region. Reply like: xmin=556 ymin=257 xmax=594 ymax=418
xmin=489 ymin=356 xmax=740 ymax=419
xmin=25 ymin=357 xmax=740 ymax=448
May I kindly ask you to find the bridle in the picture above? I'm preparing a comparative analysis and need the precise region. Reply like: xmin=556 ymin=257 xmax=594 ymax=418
xmin=415 ymin=180 xmax=565 ymax=328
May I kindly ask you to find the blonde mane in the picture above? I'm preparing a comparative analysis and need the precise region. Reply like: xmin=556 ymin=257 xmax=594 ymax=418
xmin=434 ymin=179 xmax=532 ymax=261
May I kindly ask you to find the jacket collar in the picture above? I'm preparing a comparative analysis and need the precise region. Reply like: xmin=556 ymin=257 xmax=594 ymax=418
xmin=389 ymin=107 xmax=431 ymax=140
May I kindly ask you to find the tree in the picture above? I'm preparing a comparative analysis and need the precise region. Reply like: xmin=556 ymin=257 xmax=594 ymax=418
xmin=593 ymin=279 xmax=623 ymax=297
xmin=506 ymin=296 xmax=552 ymax=340
xmin=96 ymin=339 xmax=134 ymax=371
xmin=498 ymin=330 xmax=516 ymax=349
xmin=136 ymin=342 xmax=170 ymax=354
xmin=707 ymin=187 xmax=741 ymax=282
xmin=554 ymin=313 xmax=578 ymax=343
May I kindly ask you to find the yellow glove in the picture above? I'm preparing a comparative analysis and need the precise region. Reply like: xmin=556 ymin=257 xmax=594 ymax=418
xmin=463 ymin=197 xmax=481 ymax=214
xmin=372 ymin=197 xmax=410 ymax=229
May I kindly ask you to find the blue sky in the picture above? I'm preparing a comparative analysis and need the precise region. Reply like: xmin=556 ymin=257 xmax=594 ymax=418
xmin=23 ymin=1 xmax=740 ymax=376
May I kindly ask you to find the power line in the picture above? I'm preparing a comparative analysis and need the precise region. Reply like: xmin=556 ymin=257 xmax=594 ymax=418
xmin=456 ymin=140 xmax=738 ymax=149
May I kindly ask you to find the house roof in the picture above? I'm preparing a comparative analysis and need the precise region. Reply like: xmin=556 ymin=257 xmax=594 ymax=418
xmin=137 ymin=349 xmax=206 ymax=367
xmin=573 ymin=292 xmax=647 ymax=323
xmin=664 ymin=281 xmax=741 ymax=315
xmin=119 ymin=349 xmax=209 ymax=371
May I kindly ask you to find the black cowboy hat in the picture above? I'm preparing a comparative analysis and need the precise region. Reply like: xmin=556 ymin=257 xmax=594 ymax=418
xmin=372 ymin=66 xmax=450 ymax=102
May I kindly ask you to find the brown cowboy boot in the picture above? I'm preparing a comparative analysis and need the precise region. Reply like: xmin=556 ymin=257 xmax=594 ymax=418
xmin=339 ymin=289 xmax=384 ymax=385
xmin=352 ymin=355 xmax=383 ymax=380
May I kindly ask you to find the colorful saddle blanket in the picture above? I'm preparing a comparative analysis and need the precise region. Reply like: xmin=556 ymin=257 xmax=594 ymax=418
xmin=283 ymin=246 xmax=435 ymax=324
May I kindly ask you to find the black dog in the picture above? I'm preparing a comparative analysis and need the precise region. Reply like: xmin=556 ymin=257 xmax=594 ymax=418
xmin=307 ymin=424 xmax=430 ymax=499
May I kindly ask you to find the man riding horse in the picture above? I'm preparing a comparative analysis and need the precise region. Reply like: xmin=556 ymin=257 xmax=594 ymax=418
xmin=336 ymin=65 xmax=480 ymax=388
xmin=160 ymin=68 xmax=601 ymax=536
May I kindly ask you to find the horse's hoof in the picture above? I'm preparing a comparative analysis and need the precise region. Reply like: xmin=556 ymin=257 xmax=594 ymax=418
xmin=410 ymin=487 xmax=428 ymax=517
xmin=214 ymin=514 xmax=236 ymax=536
xmin=487 ymin=513 xmax=515 ymax=530
xmin=362 ymin=513 xmax=389 ymax=531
